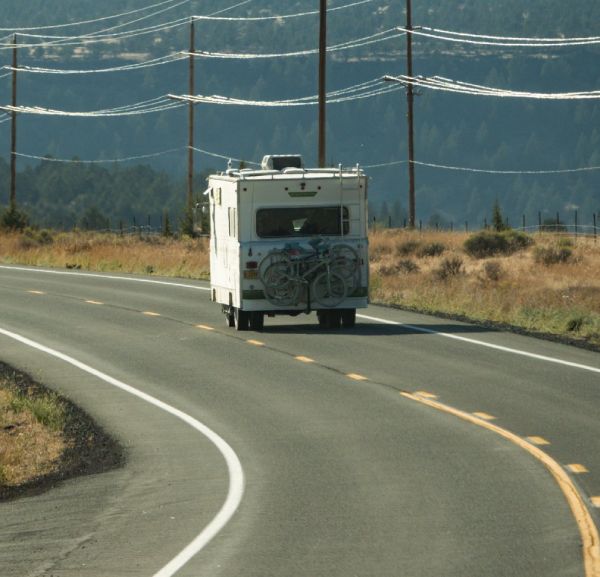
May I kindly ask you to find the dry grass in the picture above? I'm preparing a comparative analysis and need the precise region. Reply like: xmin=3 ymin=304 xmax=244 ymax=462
xmin=0 ymin=379 xmax=68 ymax=487
xmin=0 ymin=230 xmax=210 ymax=279
xmin=370 ymin=229 xmax=600 ymax=348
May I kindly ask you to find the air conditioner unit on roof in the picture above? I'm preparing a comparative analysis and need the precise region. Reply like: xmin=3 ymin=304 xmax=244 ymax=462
xmin=261 ymin=155 xmax=304 ymax=171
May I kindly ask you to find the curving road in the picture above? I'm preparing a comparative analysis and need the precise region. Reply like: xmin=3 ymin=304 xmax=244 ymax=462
xmin=1 ymin=264 xmax=599 ymax=577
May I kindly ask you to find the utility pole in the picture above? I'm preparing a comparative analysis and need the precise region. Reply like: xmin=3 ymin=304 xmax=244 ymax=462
xmin=10 ymin=34 xmax=17 ymax=211
xmin=187 ymin=18 xmax=196 ymax=220
xmin=318 ymin=0 xmax=327 ymax=168
xmin=405 ymin=0 xmax=416 ymax=228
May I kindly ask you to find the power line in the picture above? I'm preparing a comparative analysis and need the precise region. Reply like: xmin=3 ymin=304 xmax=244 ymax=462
xmin=362 ymin=158 xmax=600 ymax=174
xmin=0 ymin=96 xmax=186 ymax=117
xmin=386 ymin=74 xmax=600 ymax=100
xmin=192 ymin=0 xmax=380 ymax=22
xmin=186 ymin=29 xmax=405 ymax=59
xmin=169 ymin=77 xmax=402 ymax=107
xmin=4 ymin=53 xmax=187 ymax=75
xmin=13 ymin=147 xmax=184 ymax=163
xmin=398 ymin=26 xmax=600 ymax=48
xmin=0 ymin=0 xmax=183 ymax=32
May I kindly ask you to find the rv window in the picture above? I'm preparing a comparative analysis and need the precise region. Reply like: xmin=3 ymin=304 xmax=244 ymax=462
xmin=256 ymin=207 xmax=349 ymax=238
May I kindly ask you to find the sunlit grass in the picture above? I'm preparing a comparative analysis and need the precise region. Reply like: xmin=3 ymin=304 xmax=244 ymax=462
xmin=0 ymin=376 xmax=68 ymax=487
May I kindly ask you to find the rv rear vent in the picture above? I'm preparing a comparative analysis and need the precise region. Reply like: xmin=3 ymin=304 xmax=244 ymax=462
xmin=261 ymin=155 xmax=304 ymax=171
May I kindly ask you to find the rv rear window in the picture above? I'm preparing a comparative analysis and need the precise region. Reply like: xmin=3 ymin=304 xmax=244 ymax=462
xmin=256 ymin=206 xmax=349 ymax=238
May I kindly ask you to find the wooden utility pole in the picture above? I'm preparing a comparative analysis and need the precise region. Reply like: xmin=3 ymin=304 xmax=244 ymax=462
xmin=10 ymin=34 xmax=17 ymax=211
xmin=405 ymin=0 xmax=416 ymax=228
xmin=318 ymin=0 xmax=327 ymax=168
xmin=187 ymin=18 xmax=195 ymax=217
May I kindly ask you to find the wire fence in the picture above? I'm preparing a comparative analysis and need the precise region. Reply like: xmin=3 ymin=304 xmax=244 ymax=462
xmin=370 ymin=211 xmax=599 ymax=241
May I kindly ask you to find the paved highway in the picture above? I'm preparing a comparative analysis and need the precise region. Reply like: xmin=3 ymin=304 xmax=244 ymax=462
xmin=0 ymin=264 xmax=599 ymax=577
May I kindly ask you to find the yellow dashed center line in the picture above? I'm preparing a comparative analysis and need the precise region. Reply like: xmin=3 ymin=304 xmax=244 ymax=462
xmin=473 ymin=412 xmax=496 ymax=421
xmin=567 ymin=464 xmax=589 ymax=474
xmin=295 ymin=356 xmax=315 ymax=363
xmin=196 ymin=324 xmax=215 ymax=331
xmin=347 ymin=373 xmax=368 ymax=381
xmin=247 ymin=339 xmax=265 ymax=347
xmin=401 ymin=391 xmax=600 ymax=577
xmin=85 ymin=300 xmax=104 ymax=305
xmin=526 ymin=436 xmax=551 ymax=446
xmin=414 ymin=391 xmax=438 ymax=400
xmin=27 ymin=290 xmax=45 ymax=295
xmin=143 ymin=311 xmax=161 ymax=317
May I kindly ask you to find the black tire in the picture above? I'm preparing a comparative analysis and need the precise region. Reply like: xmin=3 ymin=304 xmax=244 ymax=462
xmin=234 ymin=308 xmax=249 ymax=331
xmin=249 ymin=312 xmax=264 ymax=331
xmin=317 ymin=310 xmax=342 ymax=329
xmin=341 ymin=308 xmax=356 ymax=328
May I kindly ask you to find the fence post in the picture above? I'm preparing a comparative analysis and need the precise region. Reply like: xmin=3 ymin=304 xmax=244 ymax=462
xmin=538 ymin=211 xmax=542 ymax=234
xmin=574 ymin=210 xmax=578 ymax=238
xmin=465 ymin=221 xmax=468 ymax=233
xmin=388 ymin=215 xmax=392 ymax=229
xmin=594 ymin=213 xmax=597 ymax=242
xmin=522 ymin=214 xmax=526 ymax=230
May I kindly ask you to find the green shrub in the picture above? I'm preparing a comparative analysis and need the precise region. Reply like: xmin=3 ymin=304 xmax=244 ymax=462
xmin=434 ymin=256 xmax=464 ymax=280
xmin=534 ymin=245 xmax=573 ymax=266
xmin=395 ymin=240 xmax=421 ymax=256
xmin=417 ymin=242 xmax=446 ymax=258
xmin=464 ymin=230 xmax=533 ymax=258
xmin=483 ymin=260 xmax=504 ymax=282
xmin=0 ymin=206 xmax=29 ymax=232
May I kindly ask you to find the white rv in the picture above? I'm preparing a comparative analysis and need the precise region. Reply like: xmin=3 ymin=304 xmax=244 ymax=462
xmin=206 ymin=155 xmax=369 ymax=331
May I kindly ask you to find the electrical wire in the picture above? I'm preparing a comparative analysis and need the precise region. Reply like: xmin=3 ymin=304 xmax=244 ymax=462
xmin=190 ymin=146 xmax=260 ymax=166
xmin=0 ymin=96 xmax=186 ymax=117
xmin=13 ymin=147 xmax=184 ymax=163
xmin=188 ymin=28 xmax=405 ymax=59
xmin=386 ymin=74 xmax=600 ymax=100
xmin=417 ymin=26 xmax=600 ymax=44
xmin=0 ymin=0 xmax=183 ymax=32
xmin=399 ymin=26 xmax=600 ymax=48
xmin=169 ymin=77 xmax=403 ymax=107
xmin=192 ymin=0 xmax=380 ymax=22
xmin=362 ymin=158 xmax=600 ymax=174
xmin=4 ymin=53 xmax=187 ymax=75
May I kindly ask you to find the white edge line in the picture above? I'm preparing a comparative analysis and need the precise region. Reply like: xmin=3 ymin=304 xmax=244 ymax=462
xmin=357 ymin=313 xmax=600 ymax=375
xmin=0 ymin=326 xmax=244 ymax=577
xmin=0 ymin=265 xmax=211 ymax=291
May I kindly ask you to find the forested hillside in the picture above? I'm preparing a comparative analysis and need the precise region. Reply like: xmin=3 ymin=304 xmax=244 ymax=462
xmin=0 ymin=0 xmax=599 ymax=230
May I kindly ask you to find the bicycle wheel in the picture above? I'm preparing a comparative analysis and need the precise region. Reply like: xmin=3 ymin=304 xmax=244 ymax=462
xmin=311 ymin=270 xmax=347 ymax=307
xmin=259 ymin=250 xmax=290 ymax=283
xmin=330 ymin=244 xmax=360 ymax=287
xmin=262 ymin=261 xmax=300 ymax=306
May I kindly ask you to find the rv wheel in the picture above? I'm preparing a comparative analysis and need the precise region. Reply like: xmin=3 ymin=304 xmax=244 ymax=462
xmin=234 ymin=308 xmax=249 ymax=331
xmin=341 ymin=309 xmax=356 ymax=328
xmin=249 ymin=312 xmax=264 ymax=331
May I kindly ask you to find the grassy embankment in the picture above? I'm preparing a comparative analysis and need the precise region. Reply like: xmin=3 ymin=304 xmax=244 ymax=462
xmin=0 ymin=227 xmax=599 ymax=350
xmin=0 ymin=368 xmax=67 ymax=492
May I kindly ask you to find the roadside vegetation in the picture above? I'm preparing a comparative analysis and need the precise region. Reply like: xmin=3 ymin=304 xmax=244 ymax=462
xmin=0 ymin=363 xmax=123 ymax=500
xmin=370 ymin=229 xmax=600 ymax=348
xmin=1 ymin=227 xmax=599 ymax=349
xmin=0 ymin=368 xmax=68 ymax=490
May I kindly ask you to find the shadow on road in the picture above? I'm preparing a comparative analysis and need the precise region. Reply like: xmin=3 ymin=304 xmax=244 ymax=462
xmin=261 ymin=321 xmax=492 ymax=337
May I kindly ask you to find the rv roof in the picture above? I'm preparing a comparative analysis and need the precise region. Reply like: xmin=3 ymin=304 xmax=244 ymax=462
xmin=212 ymin=167 xmax=364 ymax=181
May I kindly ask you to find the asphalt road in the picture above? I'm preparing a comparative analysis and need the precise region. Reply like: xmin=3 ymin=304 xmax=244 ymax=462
xmin=1 ymin=264 xmax=599 ymax=577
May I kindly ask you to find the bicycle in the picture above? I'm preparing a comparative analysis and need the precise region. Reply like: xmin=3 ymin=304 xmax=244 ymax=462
xmin=259 ymin=239 xmax=360 ymax=308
